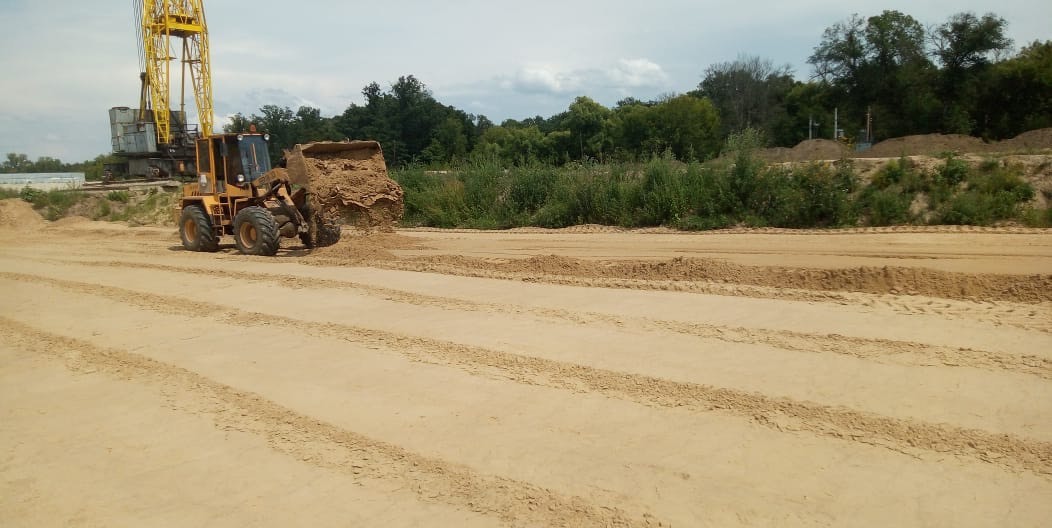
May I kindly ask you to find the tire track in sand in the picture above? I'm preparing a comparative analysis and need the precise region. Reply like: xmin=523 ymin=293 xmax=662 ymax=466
xmin=0 ymin=318 xmax=655 ymax=528
xmin=20 ymin=259 xmax=1051 ymax=381
xmin=8 ymin=245 xmax=1051 ymax=334
xmin=3 ymin=271 xmax=1049 ymax=477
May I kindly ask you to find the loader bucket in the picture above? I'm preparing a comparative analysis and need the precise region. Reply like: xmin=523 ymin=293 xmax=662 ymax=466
xmin=282 ymin=140 xmax=404 ymax=231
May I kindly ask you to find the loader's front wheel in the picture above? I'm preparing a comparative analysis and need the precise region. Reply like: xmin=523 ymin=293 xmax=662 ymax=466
xmin=179 ymin=204 xmax=219 ymax=253
xmin=233 ymin=206 xmax=280 ymax=256
xmin=299 ymin=221 xmax=342 ymax=249
xmin=297 ymin=195 xmax=342 ymax=249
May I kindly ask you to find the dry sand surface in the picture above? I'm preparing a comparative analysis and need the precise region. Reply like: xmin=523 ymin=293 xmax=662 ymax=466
xmin=2 ymin=204 xmax=1051 ymax=526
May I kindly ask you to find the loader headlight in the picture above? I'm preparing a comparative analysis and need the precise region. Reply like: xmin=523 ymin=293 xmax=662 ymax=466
xmin=237 ymin=134 xmax=244 ymax=141
xmin=198 ymin=174 xmax=208 ymax=188
xmin=237 ymin=173 xmax=245 ymax=183
xmin=263 ymin=134 xmax=270 ymax=141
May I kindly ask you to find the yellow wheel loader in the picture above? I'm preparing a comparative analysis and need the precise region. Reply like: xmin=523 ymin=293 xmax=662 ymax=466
xmin=177 ymin=134 xmax=398 ymax=256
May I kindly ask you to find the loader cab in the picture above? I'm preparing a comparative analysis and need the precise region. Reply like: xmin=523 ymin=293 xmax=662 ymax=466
xmin=195 ymin=133 xmax=272 ymax=193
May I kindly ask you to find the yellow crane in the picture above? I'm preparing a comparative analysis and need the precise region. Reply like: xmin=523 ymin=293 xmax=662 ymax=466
xmin=109 ymin=0 xmax=213 ymax=179
xmin=136 ymin=0 xmax=214 ymax=143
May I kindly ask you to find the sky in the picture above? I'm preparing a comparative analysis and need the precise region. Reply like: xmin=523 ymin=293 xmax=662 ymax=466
xmin=1 ymin=0 xmax=1049 ymax=162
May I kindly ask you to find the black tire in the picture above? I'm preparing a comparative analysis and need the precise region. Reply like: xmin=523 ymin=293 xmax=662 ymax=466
xmin=297 ymin=195 xmax=342 ymax=249
xmin=233 ymin=206 xmax=280 ymax=256
xmin=299 ymin=222 xmax=341 ymax=249
xmin=179 ymin=204 xmax=219 ymax=252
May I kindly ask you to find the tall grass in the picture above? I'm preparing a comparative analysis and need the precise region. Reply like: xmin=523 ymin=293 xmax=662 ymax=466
xmin=391 ymin=142 xmax=1042 ymax=230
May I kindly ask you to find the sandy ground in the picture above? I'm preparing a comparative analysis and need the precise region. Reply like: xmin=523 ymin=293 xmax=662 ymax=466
xmin=1 ymin=217 xmax=1051 ymax=527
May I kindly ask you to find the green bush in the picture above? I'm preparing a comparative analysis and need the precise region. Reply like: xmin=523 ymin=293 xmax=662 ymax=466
xmin=939 ymin=192 xmax=1000 ymax=225
xmin=106 ymin=190 xmax=130 ymax=203
xmin=936 ymin=154 xmax=970 ymax=186
xmin=19 ymin=186 xmax=44 ymax=203
xmin=871 ymin=157 xmax=912 ymax=188
xmin=859 ymin=187 xmax=912 ymax=226
xmin=18 ymin=187 xmax=86 ymax=221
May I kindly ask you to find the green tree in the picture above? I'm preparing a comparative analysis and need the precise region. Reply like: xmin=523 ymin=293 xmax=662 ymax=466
xmin=648 ymin=95 xmax=722 ymax=160
xmin=932 ymin=13 xmax=1012 ymax=72
xmin=977 ymin=41 xmax=1052 ymax=137
xmin=3 ymin=153 xmax=31 ymax=173
xmin=295 ymin=106 xmax=340 ymax=142
xmin=694 ymin=55 xmax=795 ymax=140
xmin=770 ymin=82 xmax=835 ymax=146
xmin=808 ymin=10 xmax=937 ymax=140
xmin=563 ymin=96 xmax=613 ymax=160
xmin=423 ymin=117 xmax=470 ymax=164
xmin=335 ymin=75 xmax=478 ymax=166
xmin=223 ymin=113 xmax=252 ymax=133
xmin=251 ymin=105 xmax=298 ymax=162
xmin=931 ymin=13 xmax=1013 ymax=134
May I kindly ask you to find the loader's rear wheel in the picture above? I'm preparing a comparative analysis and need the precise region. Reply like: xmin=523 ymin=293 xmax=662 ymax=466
xmin=233 ymin=206 xmax=280 ymax=256
xmin=179 ymin=204 xmax=219 ymax=253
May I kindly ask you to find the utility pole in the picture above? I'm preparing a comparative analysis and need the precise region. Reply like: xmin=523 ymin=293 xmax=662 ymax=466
xmin=833 ymin=107 xmax=839 ymax=140
xmin=808 ymin=115 xmax=815 ymax=140
xmin=866 ymin=106 xmax=873 ymax=143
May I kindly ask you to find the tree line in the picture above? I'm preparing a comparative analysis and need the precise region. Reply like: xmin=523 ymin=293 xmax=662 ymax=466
xmin=1 ymin=152 xmax=122 ymax=181
xmin=6 ymin=9 xmax=1050 ymax=173
xmin=228 ymin=9 xmax=1049 ymax=168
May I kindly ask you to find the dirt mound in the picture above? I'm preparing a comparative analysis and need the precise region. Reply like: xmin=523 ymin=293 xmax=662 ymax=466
xmin=761 ymin=140 xmax=851 ymax=162
xmin=994 ymin=128 xmax=1052 ymax=152
xmin=305 ymin=231 xmax=428 ymax=264
xmin=48 ymin=215 xmax=91 ymax=227
xmin=860 ymin=134 xmax=989 ymax=158
xmin=790 ymin=139 xmax=851 ymax=161
xmin=759 ymin=128 xmax=1052 ymax=163
xmin=286 ymin=141 xmax=404 ymax=232
xmin=402 ymin=254 xmax=1052 ymax=303
xmin=0 ymin=199 xmax=45 ymax=231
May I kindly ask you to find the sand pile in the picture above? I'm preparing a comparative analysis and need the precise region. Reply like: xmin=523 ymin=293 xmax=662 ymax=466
xmin=304 ymin=231 xmax=428 ymax=264
xmin=995 ymin=128 xmax=1052 ymax=152
xmin=860 ymin=134 xmax=989 ymax=158
xmin=48 ymin=215 xmax=91 ymax=227
xmin=0 ymin=199 xmax=45 ymax=231
xmin=760 ymin=140 xmax=851 ymax=162
xmin=789 ymin=140 xmax=850 ymax=162
xmin=285 ymin=141 xmax=404 ymax=232
xmin=755 ymin=128 xmax=1052 ymax=163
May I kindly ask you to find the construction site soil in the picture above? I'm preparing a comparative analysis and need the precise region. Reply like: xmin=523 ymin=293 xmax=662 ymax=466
xmin=1 ymin=204 xmax=1051 ymax=526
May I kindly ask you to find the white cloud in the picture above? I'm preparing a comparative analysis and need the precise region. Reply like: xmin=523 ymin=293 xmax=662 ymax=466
xmin=607 ymin=59 xmax=669 ymax=88
xmin=506 ymin=66 xmax=583 ymax=94
xmin=501 ymin=58 xmax=670 ymax=97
